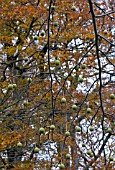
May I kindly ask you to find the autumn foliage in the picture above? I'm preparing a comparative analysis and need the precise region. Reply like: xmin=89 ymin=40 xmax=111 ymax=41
xmin=0 ymin=0 xmax=115 ymax=169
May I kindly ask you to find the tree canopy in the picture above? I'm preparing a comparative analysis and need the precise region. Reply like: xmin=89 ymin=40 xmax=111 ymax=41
xmin=0 ymin=0 xmax=115 ymax=169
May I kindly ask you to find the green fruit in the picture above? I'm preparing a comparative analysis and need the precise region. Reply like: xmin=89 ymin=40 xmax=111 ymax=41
xmin=34 ymin=36 xmax=38 ymax=40
xmin=24 ymin=57 xmax=28 ymax=61
xmin=55 ymin=60 xmax=60 ymax=66
xmin=87 ymin=150 xmax=92 ymax=155
xmin=50 ymin=125 xmax=55 ymax=130
xmin=39 ymin=127 xmax=45 ymax=134
xmin=66 ymin=154 xmax=70 ymax=159
xmin=59 ymin=164 xmax=65 ymax=169
xmin=89 ymin=126 xmax=94 ymax=131
xmin=104 ymin=30 xmax=108 ymax=35
xmin=13 ymin=84 xmax=17 ymax=88
xmin=71 ymin=6 xmax=76 ymax=11
xmin=47 ymin=7 xmax=49 ymax=11
xmin=82 ymin=143 xmax=86 ymax=147
xmin=51 ymin=6 xmax=56 ymax=10
xmin=8 ymin=84 xmax=13 ymax=90
xmin=110 ymin=93 xmax=115 ymax=99
xmin=107 ymin=128 xmax=112 ymax=133
xmin=79 ymin=77 xmax=83 ymax=83
xmin=27 ymin=78 xmax=32 ymax=83
xmin=61 ymin=97 xmax=66 ymax=103
xmin=109 ymin=156 xmax=113 ymax=161
xmin=40 ymin=31 xmax=45 ymax=36
xmin=68 ymin=76 xmax=73 ymax=81
xmin=72 ymin=104 xmax=77 ymax=110
xmin=23 ymin=100 xmax=28 ymax=106
xmin=83 ymin=133 xmax=86 ymax=137
xmin=65 ymin=131 xmax=70 ymax=137
xmin=53 ymin=22 xmax=58 ymax=27
xmin=75 ymin=66 xmax=79 ymax=71
xmin=76 ymin=127 xmax=81 ymax=132
xmin=98 ymin=37 xmax=102 ymax=41
xmin=87 ymin=108 xmax=91 ymax=113
xmin=81 ymin=64 xmax=86 ymax=69
xmin=90 ymin=153 xmax=93 ymax=157
xmin=34 ymin=147 xmax=39 ymax=153
xmin=17 ymin=142 xmax=22 ymax=147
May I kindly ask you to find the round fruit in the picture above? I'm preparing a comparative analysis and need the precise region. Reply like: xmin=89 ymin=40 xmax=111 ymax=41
xmin=50 ymin=125 xmax=55 ymax=130
xmin=53 ymin=22 xmax=58 ymax=27
xmin=17 ymin=142 xmax=22 ymax=147
xmin=39 ymin=127 xmax=45 ymax=134
xmin=40 ymin=31 xmax=45 ymax=36
xmin=65 ymin=131 xmax=70 ymax=137
xmin=87 ymin=150 xmax=92 ymax=155
xmin=110 ymin=93 xmax=115 ymax=99
xmin=82 ymin=143 xmax=86 ymax=147
xmin=109 ymin=156 xmax=113 ymax=161
xmin=61 ymin=97 xmax=66 ymax=103
xmin=55 ymin=60 xmax=60 ymax=66
xmin=90 ymin=153 xmax=93 ymax=157
xmin=13 ymin=84 xmax=17 ymax=88
xmin=23 ymin=100 xmax=28 ymax=106
xmin=8 ymin=84 xmax=13 ymax=90
xmin=51 ymin=6 xmax=56 ymax=10
xmin=87 ymin=108 xmax=91 ymax=113
xmin=89 ymin=126 xmax=94 ymax=131
xmin=83 ymin=133 xmax=86 ymax=137
xmin=81 ymin=64 xmax=86 ymax=69
xmin=99 ymin=37 xmax=102 ymax=41
xmin=71 ymin=6 xmax=76 ymax=11
xmin=107 ymin=128 xmax=112 ymax=133
xmin=24 ymin=57 xmax=28 ymax=61
xmin=34 ymin=36 xmax=38 ymax=40
xmin=75 ymin=66 xmax=79 ymax=71
xmin=104 ymin=30 xmax=108 ymax=34
xmin=47 ymin=7 xmax=49 ymax=11
xmin=76 ymin=127 xmax=81 ymax=132
xmin=68 ymin=76 xmax=73 ymax=81
xmin=34 ymin=147 xmax=39 ymax=153
xmin=66 ymin=154 xmax=70 ymax=159
xmin=27 ymin=78 xmax=32 ymax=83
xmin=59 ymin=164 xmax=65 ymax=169
xmin=72 ymin=104 xmax=77 ymax=110
xmin=79 ymin=77 xmax=83 ymax=83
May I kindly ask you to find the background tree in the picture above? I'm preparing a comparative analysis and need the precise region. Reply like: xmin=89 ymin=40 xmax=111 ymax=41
xmin=0 ymin=0 xmax=115 ymax=169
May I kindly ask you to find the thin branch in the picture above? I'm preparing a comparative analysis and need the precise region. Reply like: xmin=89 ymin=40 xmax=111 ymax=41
xmin=88 ymin=0 xmax=106 ymax=162
xmin=26 ymin=17 xmax=38 ymax=38
xmin=88 ymin=0 xmax=104 ymax=111
xmin=47 ymin=0 xmax=55 ymax=122
xmin=85 ymin=133 xmax=112 ymax=169
xmin=0 ymin=154 xmax=6 ymax=165
xmin=94 ymin=2 xmax=114 ymax=19
xmin=99 ymin=34 xmax=115 ymax=46
xmin=95 ymin=11 xmax=115 ymax=18
xmin=72 ymin=78 xmax=99 ymax=123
